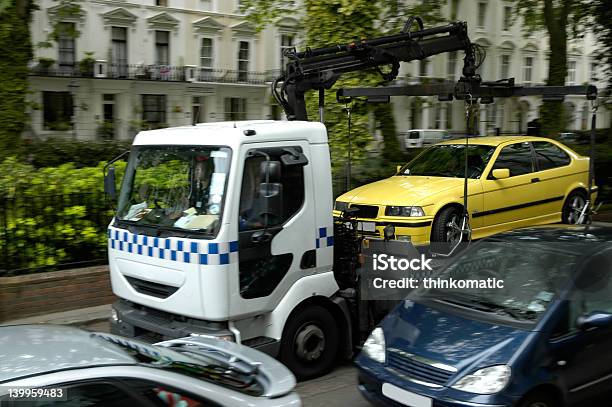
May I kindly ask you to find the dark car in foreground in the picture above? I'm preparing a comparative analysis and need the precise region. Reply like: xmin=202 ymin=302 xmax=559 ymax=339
xmin=356 ymin=225 xmax=612 ymax=407
xmin=0 ymin=325 xmax=300 ymax=406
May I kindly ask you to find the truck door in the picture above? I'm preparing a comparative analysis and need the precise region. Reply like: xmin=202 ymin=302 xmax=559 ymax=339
xmin=230 ymin=141 xmax=315 ymax=316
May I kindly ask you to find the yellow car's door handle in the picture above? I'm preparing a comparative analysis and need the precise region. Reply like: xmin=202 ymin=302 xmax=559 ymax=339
xmin=531 ymin=177 xmax=540 ymax=183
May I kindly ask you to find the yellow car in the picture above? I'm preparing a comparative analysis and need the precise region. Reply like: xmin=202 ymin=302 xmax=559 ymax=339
xmin=333 ymin=136 xmax=596 ymax=245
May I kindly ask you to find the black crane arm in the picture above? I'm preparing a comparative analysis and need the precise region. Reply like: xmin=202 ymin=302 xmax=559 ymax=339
xmin=273 ymin=20 xmax=478 ymax=121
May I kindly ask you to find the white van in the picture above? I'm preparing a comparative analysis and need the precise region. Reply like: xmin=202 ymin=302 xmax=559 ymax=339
xmin=403 ymin=129 xmax=450 ymax=149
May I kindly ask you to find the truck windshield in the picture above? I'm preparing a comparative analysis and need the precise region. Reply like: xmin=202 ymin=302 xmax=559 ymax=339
xmin=399 ymin=144 xmax=495 ymax=179
xmin=116 ymin=146 xmax=231 ymax=236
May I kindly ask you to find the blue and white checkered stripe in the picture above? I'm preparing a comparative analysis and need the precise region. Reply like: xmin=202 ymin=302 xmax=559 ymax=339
xmin=316 ymin=227 xmax=334 ymax=249
xmin=108 ymin=227 xmax=238 ymax=265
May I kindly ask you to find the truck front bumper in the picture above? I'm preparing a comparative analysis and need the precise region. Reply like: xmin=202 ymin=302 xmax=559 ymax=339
xmin=111 ymin=299 xmax=234 ymax=342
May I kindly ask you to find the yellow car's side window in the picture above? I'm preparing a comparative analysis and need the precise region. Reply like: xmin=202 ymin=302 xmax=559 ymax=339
xmin=491 ymin=142 xmax=534 ymax=177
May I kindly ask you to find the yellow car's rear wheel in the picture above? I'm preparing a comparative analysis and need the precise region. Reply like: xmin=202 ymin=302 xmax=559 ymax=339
xmin=562 ymin=190 xmax=587 ymax=224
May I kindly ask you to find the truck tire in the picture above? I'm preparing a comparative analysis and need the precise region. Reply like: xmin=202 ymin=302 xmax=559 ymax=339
xmin=279 ymin=305 xmax=339 ymax=380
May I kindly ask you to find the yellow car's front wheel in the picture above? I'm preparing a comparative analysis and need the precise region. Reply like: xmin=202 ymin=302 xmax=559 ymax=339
xmin=431 ymin=206 xmax=463 ymax=244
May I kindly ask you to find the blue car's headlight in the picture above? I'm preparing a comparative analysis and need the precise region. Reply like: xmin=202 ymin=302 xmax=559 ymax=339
xmin=385 ymin=206 xmax=425 ymax=217
xmin=451 ymin=365 xmax=511 ymax=394
xmin=362 ymin=327 xmax=386 ymax=363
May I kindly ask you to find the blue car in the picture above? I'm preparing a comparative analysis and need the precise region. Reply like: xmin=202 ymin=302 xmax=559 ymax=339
xmin=356 ymin=225 xmax=612 ymax=407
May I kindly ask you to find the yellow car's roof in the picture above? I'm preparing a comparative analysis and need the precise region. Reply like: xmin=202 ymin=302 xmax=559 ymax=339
xmin=437 ymin=135 xmax=554 ymax=146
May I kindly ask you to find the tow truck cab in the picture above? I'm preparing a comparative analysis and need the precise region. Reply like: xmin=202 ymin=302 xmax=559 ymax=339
xmin=109 ymin=120 xmax=352 ymax=378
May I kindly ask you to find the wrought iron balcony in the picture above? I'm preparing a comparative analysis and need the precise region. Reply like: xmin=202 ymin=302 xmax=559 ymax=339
xmin=30 ymin=62 xmax=277 ymax=86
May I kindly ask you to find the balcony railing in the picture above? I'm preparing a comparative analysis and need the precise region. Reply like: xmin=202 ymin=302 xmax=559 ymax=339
xmin=30 ymin=62 xmax=280 ymax=86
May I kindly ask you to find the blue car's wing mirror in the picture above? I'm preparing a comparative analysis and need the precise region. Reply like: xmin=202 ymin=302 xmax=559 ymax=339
xmin=577 ymin=312 xmax=612 ymax=330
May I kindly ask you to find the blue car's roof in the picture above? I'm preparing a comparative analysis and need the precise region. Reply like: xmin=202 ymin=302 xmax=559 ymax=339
xmin=483 ymin=224 xmax=612 ymax=254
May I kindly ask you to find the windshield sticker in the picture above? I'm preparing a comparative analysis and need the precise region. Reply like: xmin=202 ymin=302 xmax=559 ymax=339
xmin=210 ymin=173 xmax=226 ymax=196
xmin=211 ymin=150 xmax=228 ymax=158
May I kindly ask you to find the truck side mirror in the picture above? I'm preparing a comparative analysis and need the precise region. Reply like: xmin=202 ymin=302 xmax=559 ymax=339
xmin=280 ymin=147 xmax=308 ymax=167
xmin=104 ymin=166 xmax=117 ymax=200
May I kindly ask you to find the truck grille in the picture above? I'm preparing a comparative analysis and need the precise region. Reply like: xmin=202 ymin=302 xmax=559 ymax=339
xmin=350 ymin=204 xmax=379 ymax=219
xmin=387 ymin=348 xmax=456 ymax=387
xmin=125 ymin=276 xmax=179 ymax=299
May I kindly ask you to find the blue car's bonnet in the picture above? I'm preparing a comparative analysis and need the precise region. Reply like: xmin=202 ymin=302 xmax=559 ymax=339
xmin=383 ymin=300 xmax=531 ymax=372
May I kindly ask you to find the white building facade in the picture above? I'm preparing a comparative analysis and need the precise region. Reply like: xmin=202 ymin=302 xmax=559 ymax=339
xmin=392 ymin=0 xmax=609 ymax=138
xmin=27 ymin=0 xmax=299 ymax=140
xmin=27 ymin=0 xmax=608 ymax=142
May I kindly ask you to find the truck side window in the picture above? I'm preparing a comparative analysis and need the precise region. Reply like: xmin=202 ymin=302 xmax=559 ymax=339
xmin=239 ymin=148 xmax=305 ymax=231
xmin=237 ymin=147 xmax=306 ymax=299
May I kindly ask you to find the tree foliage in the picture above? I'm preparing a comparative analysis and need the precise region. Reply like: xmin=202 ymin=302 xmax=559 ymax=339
xmin=0 ymin=0 xmax=35 ymax=159
xmin=239 ymin=0 xmax=447 ymax=186
xmin=513 ymin=0 xmax=591 ymax=135
xmin=589 ymin=0 xmax=612 ymax=92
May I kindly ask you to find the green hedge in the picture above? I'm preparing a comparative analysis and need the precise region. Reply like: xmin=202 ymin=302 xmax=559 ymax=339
xmin=0 ymin=157 xmax=126 ymax=274
xmin=20 ymin=137 xmax=132 ymax=169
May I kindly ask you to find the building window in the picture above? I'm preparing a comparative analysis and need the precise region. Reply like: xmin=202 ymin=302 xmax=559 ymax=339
xmin=155 ymin=0 xmax=168 ymax=6
xmin=100 ymin=94 xmax=115 ymax=139
xmin=280 ymin=33 xmax=295 ymax=72
xmin=237 ymin=41 xmax=250 ymax=82
xmin=523 ymin=56 xmax=533 ymax=84
xmin=192 ymin=96 xmax=203 ymax=125
xmin=476 ymin=51 xmax=487 ymax=78
xmin=155 ymin=31 xmax=170 ymax=65
xmin=419 ymin=59 xmax=429 ymax=77
xmin=142 ymin=94 xmax=167 ymax=126
xmin=567 ymin=60 xmax=576 ymax=85
xmin=497 ymin=101 xmax=505 ymax=130
xmin=43 ymin=91 xmax=73 ymax=131
xmin=200 ymin=0 xmax=212 ymax=10
xmin=503 ymin=5 xmax=512 ymax=31
xmin=224 ymin=97 xmax=246 ymax=121
xmin=200 ymin=38 xmax=213 ymax=70
xmin=500 ymin=54 xmax=510 ymax=79
xmin=477 ymin=2 xmax=487 ymax=28
xmin=447 ymin=51 xmax=457 ymax=80
xmin=112 ymin=27 xmax=128 ymax=77
xmin=590 ymin=62 xmax=597 ymax=82
xmin=434 ymin=104 xmax=442 ymax=129
xmin=58 ymin=22 xmax=76 ymax=68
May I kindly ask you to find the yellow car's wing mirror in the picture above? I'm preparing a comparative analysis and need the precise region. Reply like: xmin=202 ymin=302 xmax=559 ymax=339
xmin=491 ymin=168 xmax=510 ymax=179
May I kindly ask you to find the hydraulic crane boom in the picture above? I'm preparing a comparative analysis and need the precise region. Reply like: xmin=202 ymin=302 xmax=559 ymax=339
xmin=273 ymin=19 xmax=480 ymax=121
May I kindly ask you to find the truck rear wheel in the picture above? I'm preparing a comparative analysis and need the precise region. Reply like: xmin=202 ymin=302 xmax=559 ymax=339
xmin=279 ymin=305 xmax=339 ymax=380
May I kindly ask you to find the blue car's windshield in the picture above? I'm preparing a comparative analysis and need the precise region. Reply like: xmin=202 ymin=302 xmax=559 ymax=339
xmin=413 ymin=241 xmax=579 ymax=323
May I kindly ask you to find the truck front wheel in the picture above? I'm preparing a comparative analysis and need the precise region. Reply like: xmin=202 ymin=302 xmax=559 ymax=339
xmin=279 ymin=305 xmax=339 ymax=380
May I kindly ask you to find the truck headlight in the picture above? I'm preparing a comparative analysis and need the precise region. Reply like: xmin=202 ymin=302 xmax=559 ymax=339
xmin=335 ymin=201 xmax=349 ymax=211
xmin=362 ymin=327 xmax=386 ymax=363
xmin=451 ymin=365 xmax=511 ymax=394
xmin=385 ymin=206 xmax=425 ymax=217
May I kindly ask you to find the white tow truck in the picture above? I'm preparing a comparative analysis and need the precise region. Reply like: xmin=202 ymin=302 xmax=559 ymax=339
xmin=104 ymin=19 xmax=599 ymax=379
